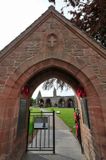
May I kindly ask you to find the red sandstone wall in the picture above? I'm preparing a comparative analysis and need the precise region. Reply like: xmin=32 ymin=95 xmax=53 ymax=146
xmin=0 ymin=14 xmax=106 ymax=160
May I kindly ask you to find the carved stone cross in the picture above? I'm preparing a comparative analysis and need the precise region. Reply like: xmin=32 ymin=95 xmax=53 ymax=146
xmin=48 ymin=35 xmax=57 ymax=48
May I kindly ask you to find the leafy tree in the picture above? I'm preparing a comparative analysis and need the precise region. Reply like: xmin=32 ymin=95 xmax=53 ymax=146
xmin=49 ymin=0 xmax=106 ymax=48
xmin=30 ymin=97 xmax=35 ymax=106
xmin=48 ymin=0 xmax=55 ymax=4
xmin=44 ymin=0 xmax=106 ymax=91
xmin=42 ymin=78 xmax=71 ymax=91
xmin=45 ymin=98 xmax=52 ymax=107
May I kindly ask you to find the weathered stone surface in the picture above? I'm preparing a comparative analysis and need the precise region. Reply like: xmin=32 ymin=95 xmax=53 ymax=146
xmin=0 ymin=6 xmax=106 ymax=160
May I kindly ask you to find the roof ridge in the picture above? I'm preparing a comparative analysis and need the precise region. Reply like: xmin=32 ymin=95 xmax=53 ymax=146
xmin=0 ymin=6 xmax=106 ymax=61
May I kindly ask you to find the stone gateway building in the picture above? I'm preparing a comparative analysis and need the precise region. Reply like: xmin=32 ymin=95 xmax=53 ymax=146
xmin=0 ymin=6 xmax=106 ymax=160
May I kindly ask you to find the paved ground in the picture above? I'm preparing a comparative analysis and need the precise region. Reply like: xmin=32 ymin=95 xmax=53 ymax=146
xmin=22 ymin=113 xmax=85 ymax=160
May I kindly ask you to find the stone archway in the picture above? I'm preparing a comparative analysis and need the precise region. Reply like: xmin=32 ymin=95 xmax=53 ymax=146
xmin=1 ymin=58 xmax=105 ymax=160
xmin=0 ymin=6 xmax=106 ymax=160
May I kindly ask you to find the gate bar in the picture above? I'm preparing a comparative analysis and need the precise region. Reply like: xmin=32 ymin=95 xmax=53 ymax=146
xmin=53 ymin=110 xmax=55 ymax=154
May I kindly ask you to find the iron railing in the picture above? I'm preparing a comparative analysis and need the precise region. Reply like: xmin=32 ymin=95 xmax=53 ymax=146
xmin=27 ymin=110 xmax=55 ymax=154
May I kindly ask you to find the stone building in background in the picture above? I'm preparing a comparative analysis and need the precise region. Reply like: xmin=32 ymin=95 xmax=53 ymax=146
xmin=36 ymin=88 xmax=75 ymax=108
xmin=0 ymin=6 xmax=105 ymax=160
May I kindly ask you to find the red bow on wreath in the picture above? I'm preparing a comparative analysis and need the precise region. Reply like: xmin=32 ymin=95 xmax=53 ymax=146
xmin=76 ymin=86 xmax=86 ymax=98
xmin=21 ymin=86 xmax=30 ymax=97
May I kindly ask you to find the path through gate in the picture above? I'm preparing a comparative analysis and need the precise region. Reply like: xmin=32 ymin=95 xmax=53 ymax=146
xmin=27 ymin=110 xmax=55 ymax=154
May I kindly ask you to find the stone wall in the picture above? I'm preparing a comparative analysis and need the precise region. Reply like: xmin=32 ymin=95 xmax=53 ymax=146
xmin=0 ymin=7 xmax=106 ymax=160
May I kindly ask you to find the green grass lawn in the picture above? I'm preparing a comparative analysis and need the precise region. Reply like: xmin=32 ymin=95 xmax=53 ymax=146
xmin=47 ymin=107 xmax=76 ymax=135
xmin=28 ymin=107 xmax=76 ymax=135
xmin=29 ymin=106 xmax=41 ymax=112
xmin=29 ymin=107 xmax=41 ymax=135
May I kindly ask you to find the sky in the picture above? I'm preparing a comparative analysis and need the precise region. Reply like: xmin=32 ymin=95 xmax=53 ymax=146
xmin=32 ymin=80 xmax=75 ymax=99
xmin=0 ymin=0 xmax=72 ymax=50
xmin=0 ymin=0 xmax=75 ymax=98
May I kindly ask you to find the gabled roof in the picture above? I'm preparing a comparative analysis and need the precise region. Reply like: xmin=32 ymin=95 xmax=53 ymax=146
xmin=36 ymin=91 xmax=42 ymax=99
xmin=0 ymin=5 xmax=106 ymax=61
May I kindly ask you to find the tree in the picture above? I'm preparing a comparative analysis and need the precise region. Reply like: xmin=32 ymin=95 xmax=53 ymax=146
xmin=49 ymin=0 xmax=106 ymax=48
xmin=42 ymin=78 xmax=71 ymax=91
xmin=45 ymin=98 xmax=52 ymax=107
xmin=44 ymin=0 xmax=106 ymax=91
xmin=30 ymin=97 xmax=35 ymax=106
xmin=48 ymin=0 xmax=55 ymax=4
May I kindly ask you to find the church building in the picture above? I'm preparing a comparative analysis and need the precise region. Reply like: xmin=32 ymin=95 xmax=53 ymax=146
xmin=36 ymin=88 xmax=75 ymax=108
